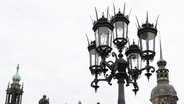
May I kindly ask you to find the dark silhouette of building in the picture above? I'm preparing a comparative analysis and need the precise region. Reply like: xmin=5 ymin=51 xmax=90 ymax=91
xmin=5 ymin=64 xmax=23 ymax=104
xmin=150 ymin=41 xmax=178 ymax=104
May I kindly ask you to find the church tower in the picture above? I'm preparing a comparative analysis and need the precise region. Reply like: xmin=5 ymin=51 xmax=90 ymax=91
xmin=5 ymin=64 xmax=24 ymax=104
xmin=150 ymin=39 xmax=178 ymax=104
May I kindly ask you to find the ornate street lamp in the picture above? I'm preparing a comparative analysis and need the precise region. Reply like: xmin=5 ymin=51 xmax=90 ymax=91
xmin=137 ymin=13 xmax=158 ymax=79
xmin=111 ymin=7 xmax=129 ymax=50
xmin=87 ymin=5 xmax=158 ymax=104
xmin=93 ymin=13 xmax=114 ymax=59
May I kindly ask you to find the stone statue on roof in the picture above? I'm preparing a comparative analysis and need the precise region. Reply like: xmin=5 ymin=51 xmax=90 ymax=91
xmin=39 ymin=95 xmax=49 ymax=104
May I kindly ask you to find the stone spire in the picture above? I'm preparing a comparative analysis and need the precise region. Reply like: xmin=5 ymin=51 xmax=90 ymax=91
xmin=156 ymin=38 xmax=169 ymax=83
xmin=150 ymin=38 xmax=178 ymax=104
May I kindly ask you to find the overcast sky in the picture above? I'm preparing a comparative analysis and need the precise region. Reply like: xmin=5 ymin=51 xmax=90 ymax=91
xmin=0 ymin=0 xmax=184 ymax=104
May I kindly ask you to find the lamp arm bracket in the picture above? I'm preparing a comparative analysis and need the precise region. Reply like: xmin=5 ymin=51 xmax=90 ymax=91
xmin=103 ymin=61 xmax=117 ymax=85
xmin=112 ymin=52 xmax=118 ymax=60
xmin=140 ymin=65 xmax=155 ymax=73
xmin=103 ymin=61 xmax=115 ymax=71
xmin=129 ymin=81 xmax=139 ymax=95
xmin=140 ymin=65 xmax=155 ymax=80
xmin=100 ymin=52 xmax=117 ymax=71
xmin=91 ymin=79 xmax=99 ymax=92
xmin=91 ymin=77 xmax=112 ymax=88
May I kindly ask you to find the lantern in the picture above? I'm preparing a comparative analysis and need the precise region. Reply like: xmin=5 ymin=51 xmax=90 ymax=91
xmin=111 ymin=10 xmax=129 ymax=49
xmin=93 ymin=15 xmax=114 ymax=58
xmin=125 ymin=42 xmax=141 ymax=70
xmin=88 ymin=41 xmax=101 ymax=75
xmin=138 ymin=22 xmax=157 ymax=61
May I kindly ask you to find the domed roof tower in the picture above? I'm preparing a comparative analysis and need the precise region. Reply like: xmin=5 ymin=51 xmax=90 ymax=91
xmin=150 ymin=39 xmax=178 ymax=104
xmin=5 ymin=64 xmax=24 ymax=104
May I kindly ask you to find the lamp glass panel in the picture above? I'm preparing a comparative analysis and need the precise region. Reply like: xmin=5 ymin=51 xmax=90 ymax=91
xmin=147 ymin=32 xmax=155 ymax=40
xmin=127 ymin=53 xmax=140 ymax=69
xmin=89 ymin=48 xmax=95 ymax=66
xmin=139 ymin=31 xmax=156 ymax=51
xmin=140 ymin=32 xmax=155 ymax=40
xmin=95 ymin=27 xmax=112 ymax=47
xmin=114 ymin=21 xmax=128 ymax=39
xmin=123 ymin=22 xmax=128 ymax=38
xmin=89 ymin=50 xmax=100 ymax=66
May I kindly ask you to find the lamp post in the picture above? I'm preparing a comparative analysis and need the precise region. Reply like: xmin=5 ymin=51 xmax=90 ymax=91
xmin=87 ymin=5 xmax=158 ymax=104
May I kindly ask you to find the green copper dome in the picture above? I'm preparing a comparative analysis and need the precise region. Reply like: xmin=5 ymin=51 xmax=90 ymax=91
xmin=12 ymin=64 xmax=21 ymax=83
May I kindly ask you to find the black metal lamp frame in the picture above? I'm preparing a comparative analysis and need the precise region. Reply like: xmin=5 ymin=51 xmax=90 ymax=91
xmin=87 ymin=4 xmax=158 ymax=104
xmin=90 ymin=38 xmax=155 ymax=94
